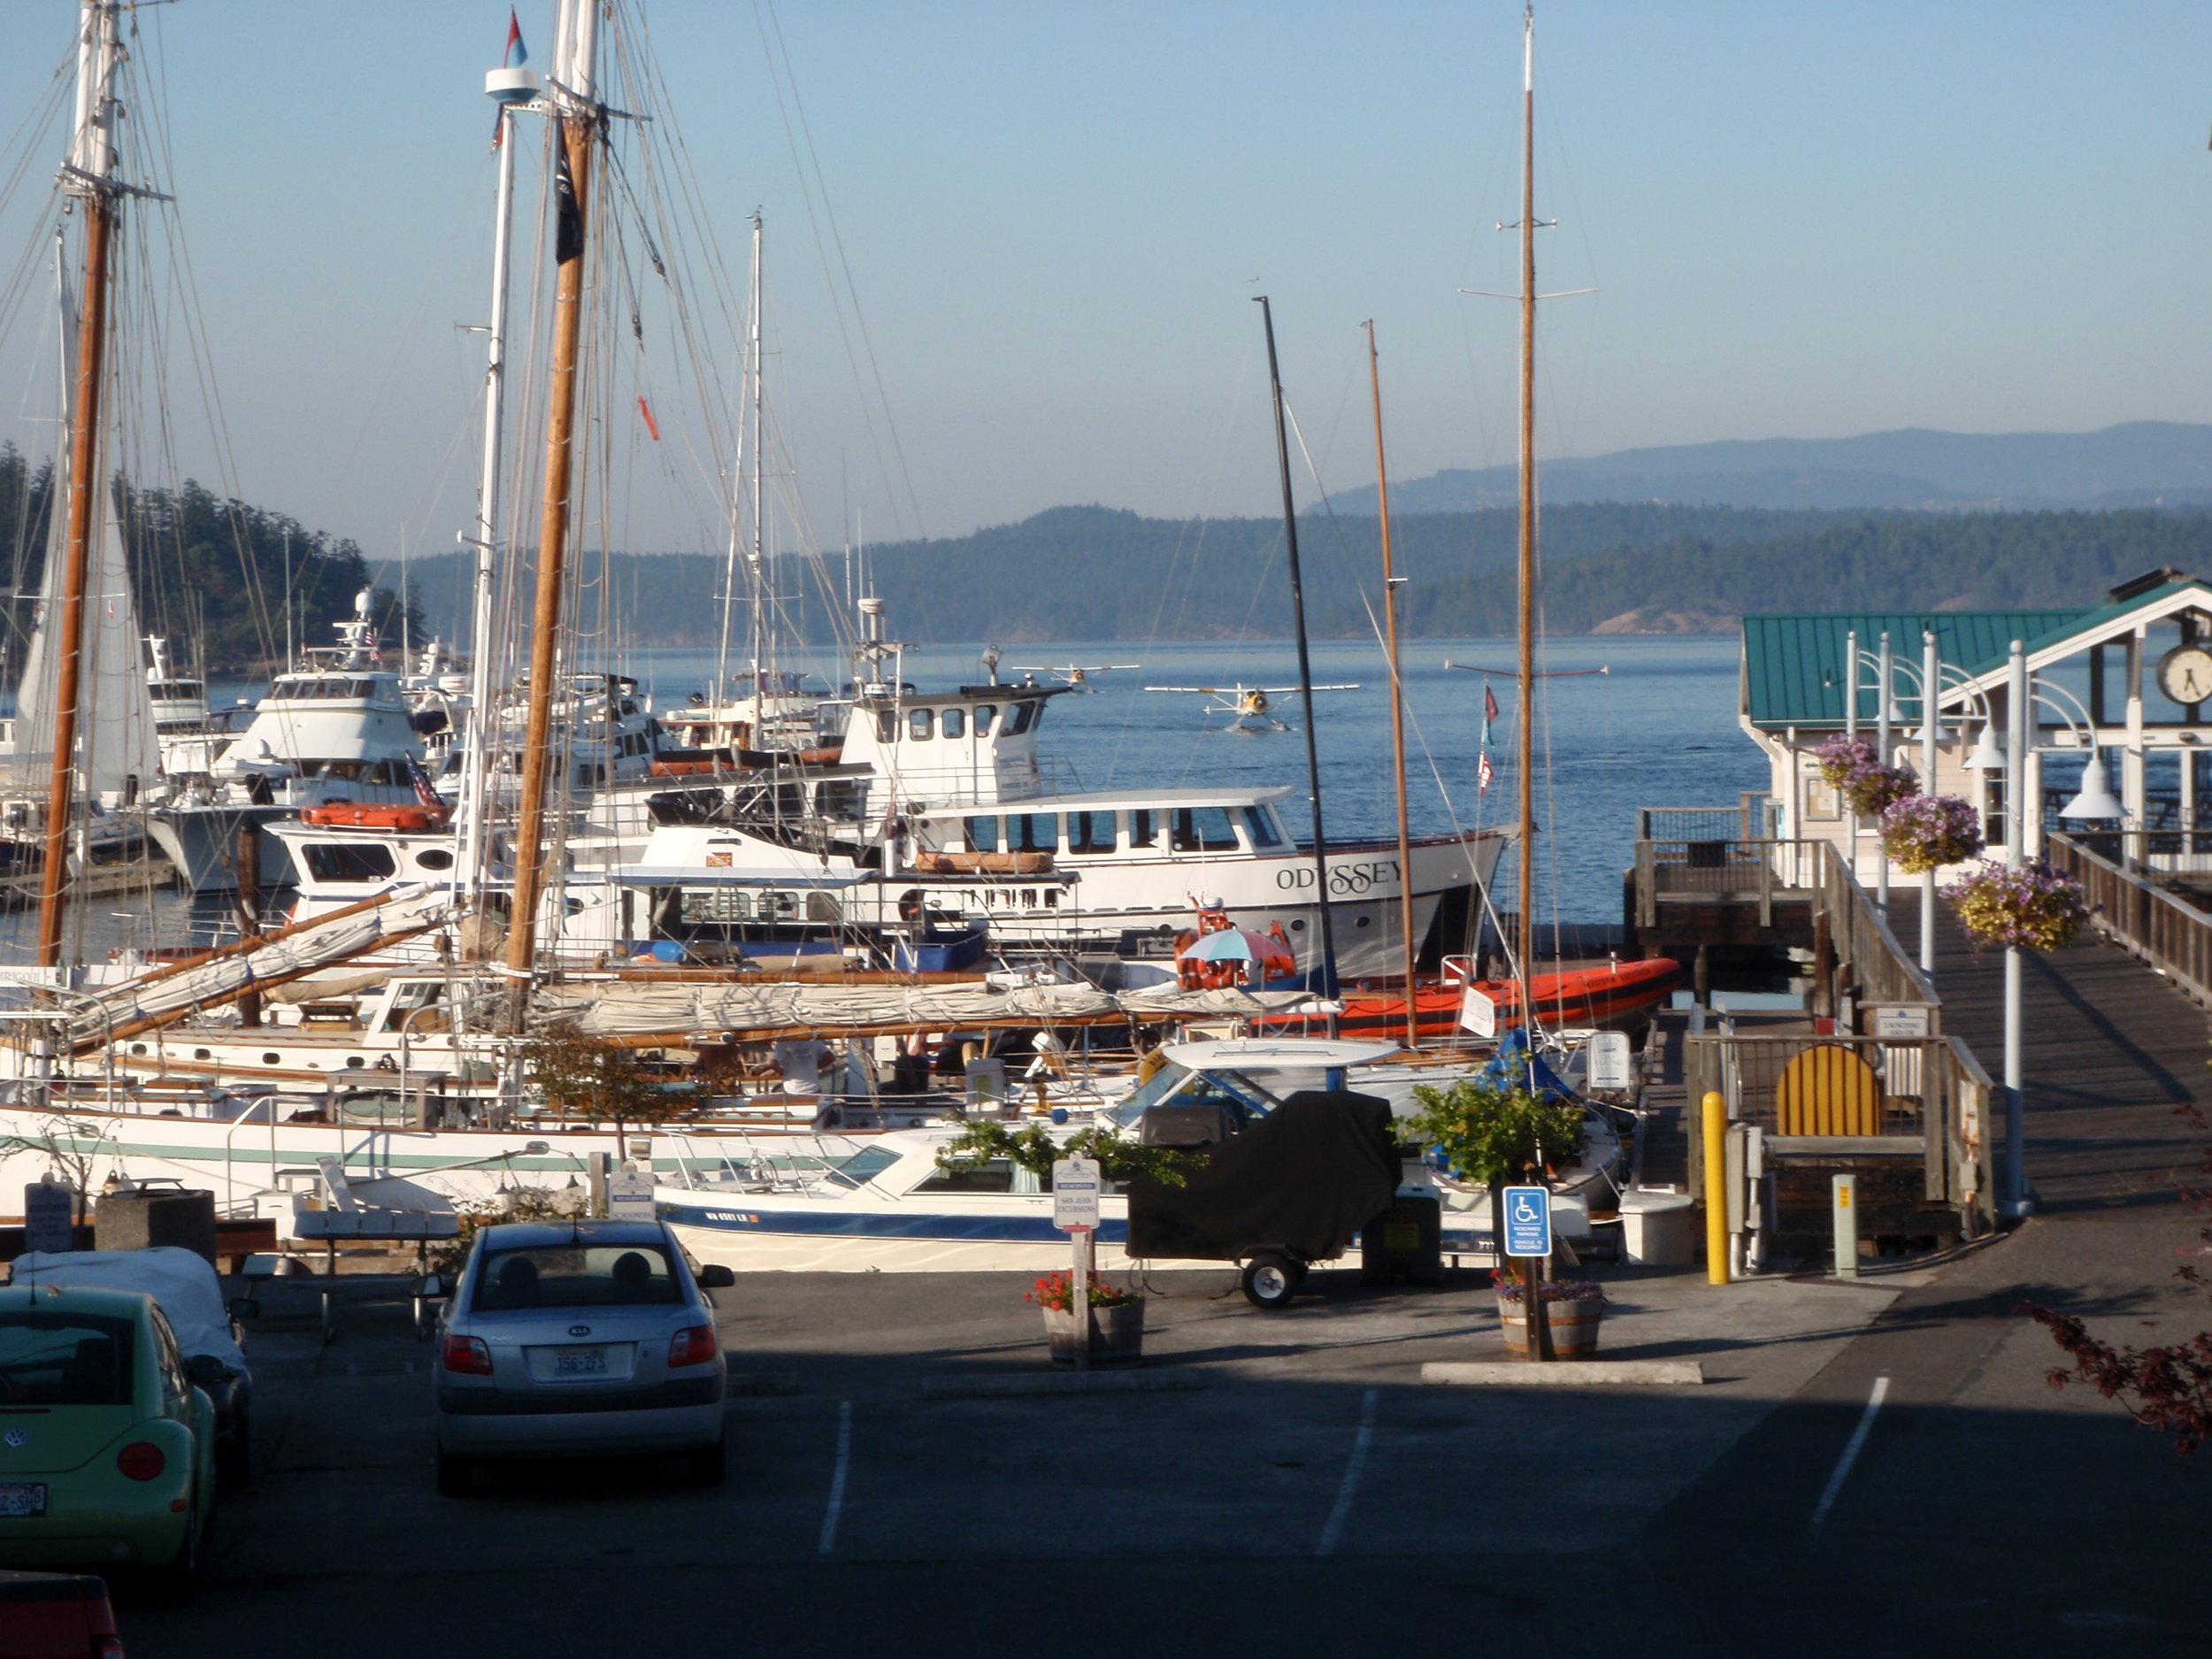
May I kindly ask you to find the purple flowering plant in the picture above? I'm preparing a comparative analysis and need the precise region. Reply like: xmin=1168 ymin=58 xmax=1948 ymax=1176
xmin=1816 ymin=733 xmax=1919 ymax=817
xmin=1942 ymin=858 xmax=2090 ymax=951
xmin=1880 ymin=794 xmax=1985 ymax=873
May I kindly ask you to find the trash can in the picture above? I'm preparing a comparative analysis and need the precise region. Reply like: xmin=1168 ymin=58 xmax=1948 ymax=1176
xmin=1617 ymin=1187 xmax=1697 ymax=1266
xmin=94 ymin=1187 xmax=219 ymax=1266
xmin=1360 ymin=1191 xmax=1443 ymax=1286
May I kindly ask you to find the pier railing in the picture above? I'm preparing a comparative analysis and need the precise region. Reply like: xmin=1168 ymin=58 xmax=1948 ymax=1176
xmin=1632 ymin=836 xmax=1823 ymax=929
xmin=2047 ymin=830 xmax=2212 ymax=1010
xmin=1818 ymin=842 xmax=1941 ymax=1024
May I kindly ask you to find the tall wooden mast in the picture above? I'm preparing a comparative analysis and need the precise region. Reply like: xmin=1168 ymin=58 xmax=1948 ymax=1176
xmin=506 ymin=2 xmax=600 ymax=996
xmin=1365 ymin=320 xmax=1419 ymax=1049
xmin=36 ymin=1 xmax=122 ymax=972
xmin=1513 ymin=4 xmax=1539 ymax=1006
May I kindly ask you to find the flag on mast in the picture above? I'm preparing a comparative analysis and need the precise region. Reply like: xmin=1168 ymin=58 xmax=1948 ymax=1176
xmin=1478 ymin=750 xmax=1494 ymax=794
xmin=504 ymin=9 xmax=528 ymax=67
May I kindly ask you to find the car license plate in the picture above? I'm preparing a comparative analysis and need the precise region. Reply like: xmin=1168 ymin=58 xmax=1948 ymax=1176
xmin=0 ymin=1484 xmax=47 ymax=1517
xmin=555 ymin=1348 xmax=607 ymax=1376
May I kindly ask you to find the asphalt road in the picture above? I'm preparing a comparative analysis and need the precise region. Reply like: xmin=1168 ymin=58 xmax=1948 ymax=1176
xmin=96 ymin=1210 xmax=2208 ymax=1659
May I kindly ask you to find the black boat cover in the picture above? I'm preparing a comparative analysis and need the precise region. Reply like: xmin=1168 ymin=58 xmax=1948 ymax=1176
xmin=1125 ymin=1090 xmax=1400 ymax=1263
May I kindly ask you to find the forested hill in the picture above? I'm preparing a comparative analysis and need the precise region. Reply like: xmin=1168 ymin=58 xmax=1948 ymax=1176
xmin=405 ymin=502 xmax=2212 ymax=645
xmin=0 ymin=444 xmax=411 ymax=674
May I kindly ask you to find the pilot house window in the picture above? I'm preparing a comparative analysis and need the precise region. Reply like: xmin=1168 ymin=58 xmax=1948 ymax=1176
xmin=909 ymin=709 xmax=934 ymax=741
xmin=302 ymin=842 xmax=399 ymax=883
xmin=1171 ymin=807 xmax=1240 ymax=853
xmin=941 ymin=707 xmax=966 ymax=740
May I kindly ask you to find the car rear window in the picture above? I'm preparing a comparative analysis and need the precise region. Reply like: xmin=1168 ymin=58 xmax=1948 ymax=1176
xmin=472 ymin=1245 xmax=683 ymax=1311
xmin=0 ymin=1311 xmax=134 ymax=1406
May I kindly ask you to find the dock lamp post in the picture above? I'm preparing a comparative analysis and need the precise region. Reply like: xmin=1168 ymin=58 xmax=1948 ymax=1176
xmin=1962 ymin=643 xmax=2118 ymax=1219
xmin=1846 ymin=630 xmax=1920 ymax=914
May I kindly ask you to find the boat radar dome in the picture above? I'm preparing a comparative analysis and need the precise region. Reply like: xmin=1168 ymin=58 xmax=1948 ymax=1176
xmin=486 ymin=66 xmax=541 ymax=104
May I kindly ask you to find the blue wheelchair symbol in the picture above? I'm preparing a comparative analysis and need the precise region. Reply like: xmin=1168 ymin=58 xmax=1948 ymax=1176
xmin=1502 ymin=1185 xmax=1552 ymax=1258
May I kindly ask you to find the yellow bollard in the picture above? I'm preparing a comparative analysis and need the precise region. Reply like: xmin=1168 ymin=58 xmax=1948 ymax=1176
xmin=1702 ymin=1091 xmax=1731 ymax=1286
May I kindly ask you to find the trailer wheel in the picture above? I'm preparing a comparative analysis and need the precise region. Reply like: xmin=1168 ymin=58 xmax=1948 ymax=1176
xmin=1241 ymin=1253 xmax=1301 ymax=1310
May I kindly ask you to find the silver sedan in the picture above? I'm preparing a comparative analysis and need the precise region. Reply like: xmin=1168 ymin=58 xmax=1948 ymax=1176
xmin=426 ymin=1219 xmax=734 ymax=1495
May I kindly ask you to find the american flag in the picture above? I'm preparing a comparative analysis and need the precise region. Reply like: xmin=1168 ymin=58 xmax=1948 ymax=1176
xmin=1478 ymin=750 xmax=1494 ymax=793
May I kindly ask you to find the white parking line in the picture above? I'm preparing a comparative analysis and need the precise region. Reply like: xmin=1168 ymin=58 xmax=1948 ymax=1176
xmin=1315 ymin=1389 xmax=1379 ymax=1556
xmin=818 ymin=1400 xmax=853 ymax=1555
xmin=1808 ymin=1374 xmax=1890 ymax=1536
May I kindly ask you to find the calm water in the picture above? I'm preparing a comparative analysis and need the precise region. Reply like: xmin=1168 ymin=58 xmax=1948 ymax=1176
xmin=14 ymin=633 xmax=1760 ymax=964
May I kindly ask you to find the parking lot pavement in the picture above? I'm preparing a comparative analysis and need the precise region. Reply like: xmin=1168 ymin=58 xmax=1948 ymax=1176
xmin=127 ymin=1261 xmax=1898 ymax=1604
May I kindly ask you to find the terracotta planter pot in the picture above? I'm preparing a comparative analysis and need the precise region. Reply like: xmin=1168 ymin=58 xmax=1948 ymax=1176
xmin=1042 ymin=1299 xmax=1145 ymax=1367
xmin=1496 ymin=1293 xmax=1603 ymax=1359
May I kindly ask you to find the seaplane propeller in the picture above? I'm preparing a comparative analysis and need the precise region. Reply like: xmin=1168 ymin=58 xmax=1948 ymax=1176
xmin=1142 ymin=682 xmax=1359 ymax=732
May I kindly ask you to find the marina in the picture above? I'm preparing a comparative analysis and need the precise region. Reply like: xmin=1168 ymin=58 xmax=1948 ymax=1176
xmin=0 ymin=2 xmax=2207 ymax=1653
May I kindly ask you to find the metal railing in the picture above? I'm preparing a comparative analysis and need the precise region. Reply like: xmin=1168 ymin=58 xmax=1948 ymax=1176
xmin=1683 ymin=1031 xmax=1993 ymax=1225
xmin=1632 ymin=838 xmax=1824 ymax=929
xmin=2047 ymin=830 xmax=2212 ymax=1009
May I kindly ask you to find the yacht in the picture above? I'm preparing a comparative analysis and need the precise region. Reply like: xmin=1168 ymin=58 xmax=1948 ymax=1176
xmin=143 ymin=591 xmax=435 ymax=892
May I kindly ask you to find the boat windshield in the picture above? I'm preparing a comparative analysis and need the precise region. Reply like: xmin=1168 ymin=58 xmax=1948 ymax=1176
xmin=818 ymin=1145 xmax=901 ymax=1192
xmin=1107 ymin=1066 xmax=1285 ymax=1129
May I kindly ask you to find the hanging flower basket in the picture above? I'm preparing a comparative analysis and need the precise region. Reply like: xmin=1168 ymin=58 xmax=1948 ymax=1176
xmin=1942 ymin=859 xmax=2090 ymax=951
xmin=1816 ymin=733 xmax=1919 ymax=817
xmin=1879 ymin=794 xmax=1985 ymax=873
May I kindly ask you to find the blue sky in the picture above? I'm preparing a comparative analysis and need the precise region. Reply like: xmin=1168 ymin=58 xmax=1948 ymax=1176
xmin=2 ymin=1 xmax=2210 ymax=563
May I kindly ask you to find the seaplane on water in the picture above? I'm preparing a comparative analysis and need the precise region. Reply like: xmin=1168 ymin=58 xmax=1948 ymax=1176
xmin=1143 ymin=681 xmax=1358 ymax=733
xmin=1005 ymin=662 xmax=1139 ymax=692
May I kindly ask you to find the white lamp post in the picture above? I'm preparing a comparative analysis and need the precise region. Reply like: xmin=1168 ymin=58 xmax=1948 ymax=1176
xmin=2003 ymin=640 xmax=2029 ymax=1219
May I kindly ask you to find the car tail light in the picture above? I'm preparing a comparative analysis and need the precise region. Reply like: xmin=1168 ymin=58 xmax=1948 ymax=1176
xmin=668 ymin=1325 xmax=716 ymax=1367
xmin=442 ymin=1334 xmax=495 ymax=1375
xmin=116 ymin=1441 xmax=165 ymax=1481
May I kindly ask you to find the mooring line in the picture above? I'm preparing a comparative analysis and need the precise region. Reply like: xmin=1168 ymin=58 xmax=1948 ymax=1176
xmin=818 ymin=1400 xmax=852 ymax=1555
xmin=1808 ymin=1374 xmax=1890 ymax=1535
xmin=1316 ymin=1388 xmax=1379 ymax=1556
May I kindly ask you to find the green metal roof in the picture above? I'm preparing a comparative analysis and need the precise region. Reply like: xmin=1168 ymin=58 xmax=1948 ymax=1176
xmin=1741 ymin=610 xmax=2085 ymax=729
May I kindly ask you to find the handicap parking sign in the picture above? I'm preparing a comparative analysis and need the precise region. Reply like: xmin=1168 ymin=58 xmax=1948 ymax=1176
xmin=1502 ymin=1185 xmax=1552 ymax=1258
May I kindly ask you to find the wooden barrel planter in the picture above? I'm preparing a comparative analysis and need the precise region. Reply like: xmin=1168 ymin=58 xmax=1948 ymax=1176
xmin=1496 ymin=1289 xmax=1604 ymax=1359
xmin=1043 ymin=1301 xmax=1146 ymax=1367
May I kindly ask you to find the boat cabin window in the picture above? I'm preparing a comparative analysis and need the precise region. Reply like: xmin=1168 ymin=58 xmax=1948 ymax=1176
xmin=909 ymin=709 xmax=934 ymax=741
xmin=1244 ymin=806 xmax=1284 ymax=848
xmin=301 ymin=841 xmax=399 ymax=883
xmin=1130 ymin=810 xmax=1161 ymax=849
xmin=1108 ymin=1065 xmax=1284 ymax=1130
xmin=1066 ymin=810 xmax=1115 ymax=856
xmin=876 ymin=710 xmax=898 ymax=744
xmin=819 ymin=1145 xmax=902 ymax=1191
xmin=941 ymin=707 xmax=966 ymax=740
xmin=815 ymin=780 xmax=864 ymax=820
xmin=1007 ymin=813 xmax=1056 ymax=854
xmin=1004 ymin=701 xmax=1036 ymax=735
xmin=1171 ymin=806 xmax=1240 ymax=853
xmin=416 ymin=848 xmax=455 ymax=871
xmin=912 ymin=1156 xmax=1044 ymax=1196
xmin=964 ymin=816 xmax=1001 ymax=854
xmin=973 ymin=704 xmax=996 ymax=736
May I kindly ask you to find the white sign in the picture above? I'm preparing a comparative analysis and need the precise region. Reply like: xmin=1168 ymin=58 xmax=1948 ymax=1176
xmin=1586 ymin=1031 xmax=1633 ymax=1092
xmin=0 ymin=966 xmax=65 ymax=989
xmin=1051 ymin=1156 xmax=1101 ymax=1233
xmin=1868 ymin=1004 xmax=1930 ymax=1040
xmin=22 ymin=1181 xmax=73 ymax=1254
xmin=607 ymin=1170 xmax=657 ymax=1222
xmin=1458 ymin=987 xmax=1497 ymax=1039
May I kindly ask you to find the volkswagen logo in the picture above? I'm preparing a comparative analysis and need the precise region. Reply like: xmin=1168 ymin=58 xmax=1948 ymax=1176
xmin=4 ymin=1428 xmax=26 ymax=1448
xmin=568 ymin=1325 xmax=590 ymax=1338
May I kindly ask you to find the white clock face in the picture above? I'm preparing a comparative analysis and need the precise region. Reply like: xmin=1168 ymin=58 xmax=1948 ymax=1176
xmin=2161 ymin=646 xmax=2212 ymax=706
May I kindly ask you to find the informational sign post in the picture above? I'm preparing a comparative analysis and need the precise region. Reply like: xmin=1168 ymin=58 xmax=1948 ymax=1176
xmin=1502 ymin=1186 xmax=1552 ymax=1258
xmin=607 ymin=1169 xmax=657 ymax=1222
xmin=22 ymin=1179 xmax=73 ymax=1254
xmin=1052 ymin=1156 xmax=1102 ymax=1372
xmin=1586 ymin=1031 xmax=1633 ymax=1092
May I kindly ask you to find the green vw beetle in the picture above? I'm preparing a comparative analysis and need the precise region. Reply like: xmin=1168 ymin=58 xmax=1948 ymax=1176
xmin=0 ymin=1284 xmax=217 ymax=1595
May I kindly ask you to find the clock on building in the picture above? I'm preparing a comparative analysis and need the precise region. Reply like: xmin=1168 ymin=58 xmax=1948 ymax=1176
xmin=2157 ymin=643 xmax=2212 ymax=706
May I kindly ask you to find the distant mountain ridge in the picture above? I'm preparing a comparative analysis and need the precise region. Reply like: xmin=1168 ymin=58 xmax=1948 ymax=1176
xmin=1325 ymin=422 xmax=2212 ymax=513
